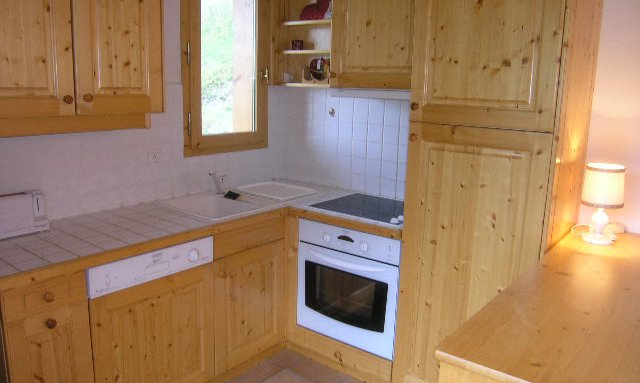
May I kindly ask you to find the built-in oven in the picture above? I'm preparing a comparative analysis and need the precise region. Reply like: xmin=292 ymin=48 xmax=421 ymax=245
xmin=297 ymin=219 xmax=401 ymax=360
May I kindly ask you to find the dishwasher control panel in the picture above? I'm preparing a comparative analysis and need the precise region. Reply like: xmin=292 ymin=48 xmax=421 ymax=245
xmin=87 ymin=236 xmax=213 ymax=299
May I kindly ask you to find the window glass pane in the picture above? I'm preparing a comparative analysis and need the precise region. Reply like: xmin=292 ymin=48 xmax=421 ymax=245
xmin=201 ymin=0 xmax=256 ymax=136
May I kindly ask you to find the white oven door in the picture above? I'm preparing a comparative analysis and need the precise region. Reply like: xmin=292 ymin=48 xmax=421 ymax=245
xmin=297 ymin=242 xmax=398 ymax=360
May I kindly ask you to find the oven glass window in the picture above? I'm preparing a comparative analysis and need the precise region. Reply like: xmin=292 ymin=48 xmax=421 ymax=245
xmin=305 ymin=261 xmax=388 ymax=332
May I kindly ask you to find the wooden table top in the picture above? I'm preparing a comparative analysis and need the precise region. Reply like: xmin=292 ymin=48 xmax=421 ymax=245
xmin=435 ymin=233 xmax=640 ymax=383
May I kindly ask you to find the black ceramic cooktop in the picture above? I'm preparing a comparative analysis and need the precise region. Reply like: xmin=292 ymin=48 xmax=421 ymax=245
xmin=311 ymin=193 xmax=404 ymax=224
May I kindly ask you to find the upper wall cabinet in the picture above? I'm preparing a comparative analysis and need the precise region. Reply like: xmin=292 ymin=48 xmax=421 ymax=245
xmin=271 ymin=0 xmax=414 ymax=89
xmin=73 ymin=0 xmax=164 ymax=115
xmin=410 ymin=0 xmax=564 ymax=132
xmin=0 ymin=0 xmax=163 ymax=137
xmin=330 ymin=0 xmax=414 ymax=89
xmin=0 ymin=0 xmax=76 ymax=118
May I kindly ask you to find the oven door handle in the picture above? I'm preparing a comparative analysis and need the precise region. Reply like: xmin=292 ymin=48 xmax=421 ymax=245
xmin=307 ymin=248 xmax=387 ymax=273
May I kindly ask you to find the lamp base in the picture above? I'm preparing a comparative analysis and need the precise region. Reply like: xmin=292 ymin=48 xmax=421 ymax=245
xmin=581 ymin=230 xmax=616 ymax=245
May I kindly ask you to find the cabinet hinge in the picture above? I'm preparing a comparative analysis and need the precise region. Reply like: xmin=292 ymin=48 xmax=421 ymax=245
xmin=186 ymin=41 xmax=191 ymax=65
xmin=187 ymin=112 xmax=192 ymax=135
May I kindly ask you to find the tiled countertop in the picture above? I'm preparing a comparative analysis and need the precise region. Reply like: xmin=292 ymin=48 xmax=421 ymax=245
xmin=0 ymin=180 xmax=403 ymax=279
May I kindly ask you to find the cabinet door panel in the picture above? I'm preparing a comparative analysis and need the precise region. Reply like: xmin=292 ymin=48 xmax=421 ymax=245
xmin=73 ymin=0 xmax=163 ymax=115
xmin=393 ymin=123 xmax=552 ymax=383
xmin=411 ymin=0 xmax=564 ymax=132
xmin=214 ymin=240 xmax=285 ymax=375
xmin=331 ymin=0 xmax=413 ymax=89
xmin=0 ymin=0 xmax=75 ymax=118
xmin=91 ymin=265 xmax=214 ymax=383
xmin=5 ymin=299 xmax=94 ymax=382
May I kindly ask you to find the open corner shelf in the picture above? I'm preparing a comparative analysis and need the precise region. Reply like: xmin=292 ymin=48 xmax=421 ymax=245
xmin=282 ymin=19 xmax=332 ymax=27
xmin=282 ymin=49 xmax=331 ymax=55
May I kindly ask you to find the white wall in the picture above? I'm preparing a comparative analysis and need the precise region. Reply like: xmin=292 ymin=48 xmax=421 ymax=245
xmin=580 ymin=0 xmax=640 ymax=233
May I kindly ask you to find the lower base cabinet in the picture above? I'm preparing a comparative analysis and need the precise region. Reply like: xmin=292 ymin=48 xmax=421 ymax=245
xmin=4 ymin=300 xmax=95 ymax=383
xmin=90 ymin=265 xmax=214 ymax=383
xmin=213 ymin=240 xmax=286 ymax=376
xmin=2 ymin=272 xmax=94 ymax=383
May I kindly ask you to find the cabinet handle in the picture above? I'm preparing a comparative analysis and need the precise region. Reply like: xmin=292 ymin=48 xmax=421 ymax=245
xmin=45 ymin=318 xmax=57 ymax=329
xmin=410 ymin=102 xmax=419 ymax=111
xmin=329 ymin=72 xmax=336 ymax=79
xmin=62 ymin=95 xmax=74 ymax=104
xmin=217 ymin=271 xmax=227 ymax=279
xmin=42 ymin=292 xmax=55 ymax=303
xmin=83 ymin=94 xmax=94 ymax=103
xmin=409 ymin=133 xmax=419 ymax=142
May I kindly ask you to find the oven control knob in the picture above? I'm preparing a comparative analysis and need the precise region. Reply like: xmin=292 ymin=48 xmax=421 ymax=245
xmin=323 ymin=233 xmax=331 ymax=243
xmin=360 ymin=242 xmax=369 ymax=252
xmin=187 ymin=249 xmax=200 ymax=263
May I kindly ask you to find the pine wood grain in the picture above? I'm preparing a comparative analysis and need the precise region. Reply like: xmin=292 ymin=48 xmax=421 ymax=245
xmin=436 ymin=233 xmax=640 ymax=383
xmin=0 ymin=0 xmax=76 ymax=118
xmin=91 ymin=264 xmax=214 ymax=382
xmin=392 ymin=123 xmax=553 ymax=383
xmin=331 ymin=0 xmax=414 ymax=89
xmin=214 ymin=240 xmax=286 ymax=376
xmin=410 ymin=0 xmax=564 ymax=132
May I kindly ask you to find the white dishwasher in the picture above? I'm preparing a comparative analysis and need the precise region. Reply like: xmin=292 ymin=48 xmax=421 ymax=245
xmin=87 ymin=237 xmax=214 ymax=383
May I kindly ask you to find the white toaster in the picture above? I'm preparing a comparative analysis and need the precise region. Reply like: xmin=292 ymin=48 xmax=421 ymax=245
xmin=0 ymin=191 xmax=49 ymax=240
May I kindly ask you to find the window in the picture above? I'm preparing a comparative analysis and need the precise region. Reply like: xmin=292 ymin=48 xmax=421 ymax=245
xmin=181 ymin=0 xmax=270 ymax=155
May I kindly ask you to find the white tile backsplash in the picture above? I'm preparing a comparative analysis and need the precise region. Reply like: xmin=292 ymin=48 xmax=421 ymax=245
xmin=272 ymin=87 xmax=409 ymax=200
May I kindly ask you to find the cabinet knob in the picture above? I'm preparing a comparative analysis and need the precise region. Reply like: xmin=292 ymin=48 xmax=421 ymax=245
xmin=409 ymin=133 xmax=419 ymax=142
xmin=329 ymin=72 xmax=336 ymax=79
xmin=217 ymin=271 xmax=227 ymax=279
xmin=45 ymin=318 xmax=57 ymax=329
xmin=410 ymin=102 xmax=419 ymax=111
xmin=42 ymin=292 xmax=55 ymax=303
xmin=83 ymin=94 xmax=94 ymax=103
xmin=62 ymin=95 xmax=74 ymax=104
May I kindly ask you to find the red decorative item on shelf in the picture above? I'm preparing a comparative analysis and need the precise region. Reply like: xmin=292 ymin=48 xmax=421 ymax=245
xmin=300 ymin=0 xmax=331 ymax=21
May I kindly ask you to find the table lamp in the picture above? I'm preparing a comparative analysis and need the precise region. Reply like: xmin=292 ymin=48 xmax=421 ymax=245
xmin=580 ymin=162 xmax=625 ymax=245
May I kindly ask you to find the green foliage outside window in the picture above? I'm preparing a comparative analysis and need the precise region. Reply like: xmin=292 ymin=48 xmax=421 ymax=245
xmin=201 ymin=0 xmax=234 ymax=135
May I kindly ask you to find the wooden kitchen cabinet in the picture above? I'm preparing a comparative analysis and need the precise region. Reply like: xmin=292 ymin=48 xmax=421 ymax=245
xmin=271 ymin=0 xmax=414 ymax=89
xmin=393 ymin=123 xmax=553 ymax=383
xmin=409 ymin=0 xmax=565 ymax=132
xmin=90 ymin=265 xmax=214 ymax=383
xmin=213 ymin=240 xmax=286 ymax=376
xmin=0 ymin=0 xmax=163 ymax=137
xmin=331 ymin=0 xmax=414 ymax=89
xmin=0 ymin=0 xmax=76 ymax=119
xmin=72 ymin=0 xmax=164 ymax=115
xmin=1 ymin=272 xmax=95 ymax=383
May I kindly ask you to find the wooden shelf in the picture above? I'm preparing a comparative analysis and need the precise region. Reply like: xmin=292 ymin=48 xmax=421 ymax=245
xmin=282 ymin=82 xmax=330 ymax=88
xmin=282 ymin=49 xmax=331 ymax=55
xmin=282 ymin=19 xmax=332 ymax=27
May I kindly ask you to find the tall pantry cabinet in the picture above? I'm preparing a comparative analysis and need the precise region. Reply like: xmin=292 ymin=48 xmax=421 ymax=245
xmin=393 ymin=1 xmax=604 ymax=383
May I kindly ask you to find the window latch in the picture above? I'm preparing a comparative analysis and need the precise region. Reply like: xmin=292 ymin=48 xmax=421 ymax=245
xmin=260 ymin=67 xmax=270 ymax=84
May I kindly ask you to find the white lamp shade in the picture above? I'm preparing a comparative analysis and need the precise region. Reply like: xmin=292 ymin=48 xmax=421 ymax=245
xmin=581 ymin=163 xmax=625 ymax=208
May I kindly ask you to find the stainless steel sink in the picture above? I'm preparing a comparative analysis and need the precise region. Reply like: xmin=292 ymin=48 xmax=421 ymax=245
xmin=157 ymin=192 xmax=260 ymax=220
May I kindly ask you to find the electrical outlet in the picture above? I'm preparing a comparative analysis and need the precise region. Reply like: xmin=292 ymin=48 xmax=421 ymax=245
xmin=147 ymin=151 xmax=161 ymax=166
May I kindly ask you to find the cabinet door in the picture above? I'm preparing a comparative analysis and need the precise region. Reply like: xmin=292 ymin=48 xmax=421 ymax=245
xmin=91 ymin=265 xmax=214 ymax=383
xmin=331 ymin=0 xmax=413 ymax=89
xmin=410 ymin=0 xmax=564 ymax=132
xmin=4 ymin=293 xmax=94 ymax=382
xmin=214 ymin=240 xmax=285 ymax=375
xmin=72 ymin=0 xmax=163 ymax=115
xmin=0 ymin=0 xmax=76 ymax=118
xmin=392 ymin=123 xmax=552 ymax=383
